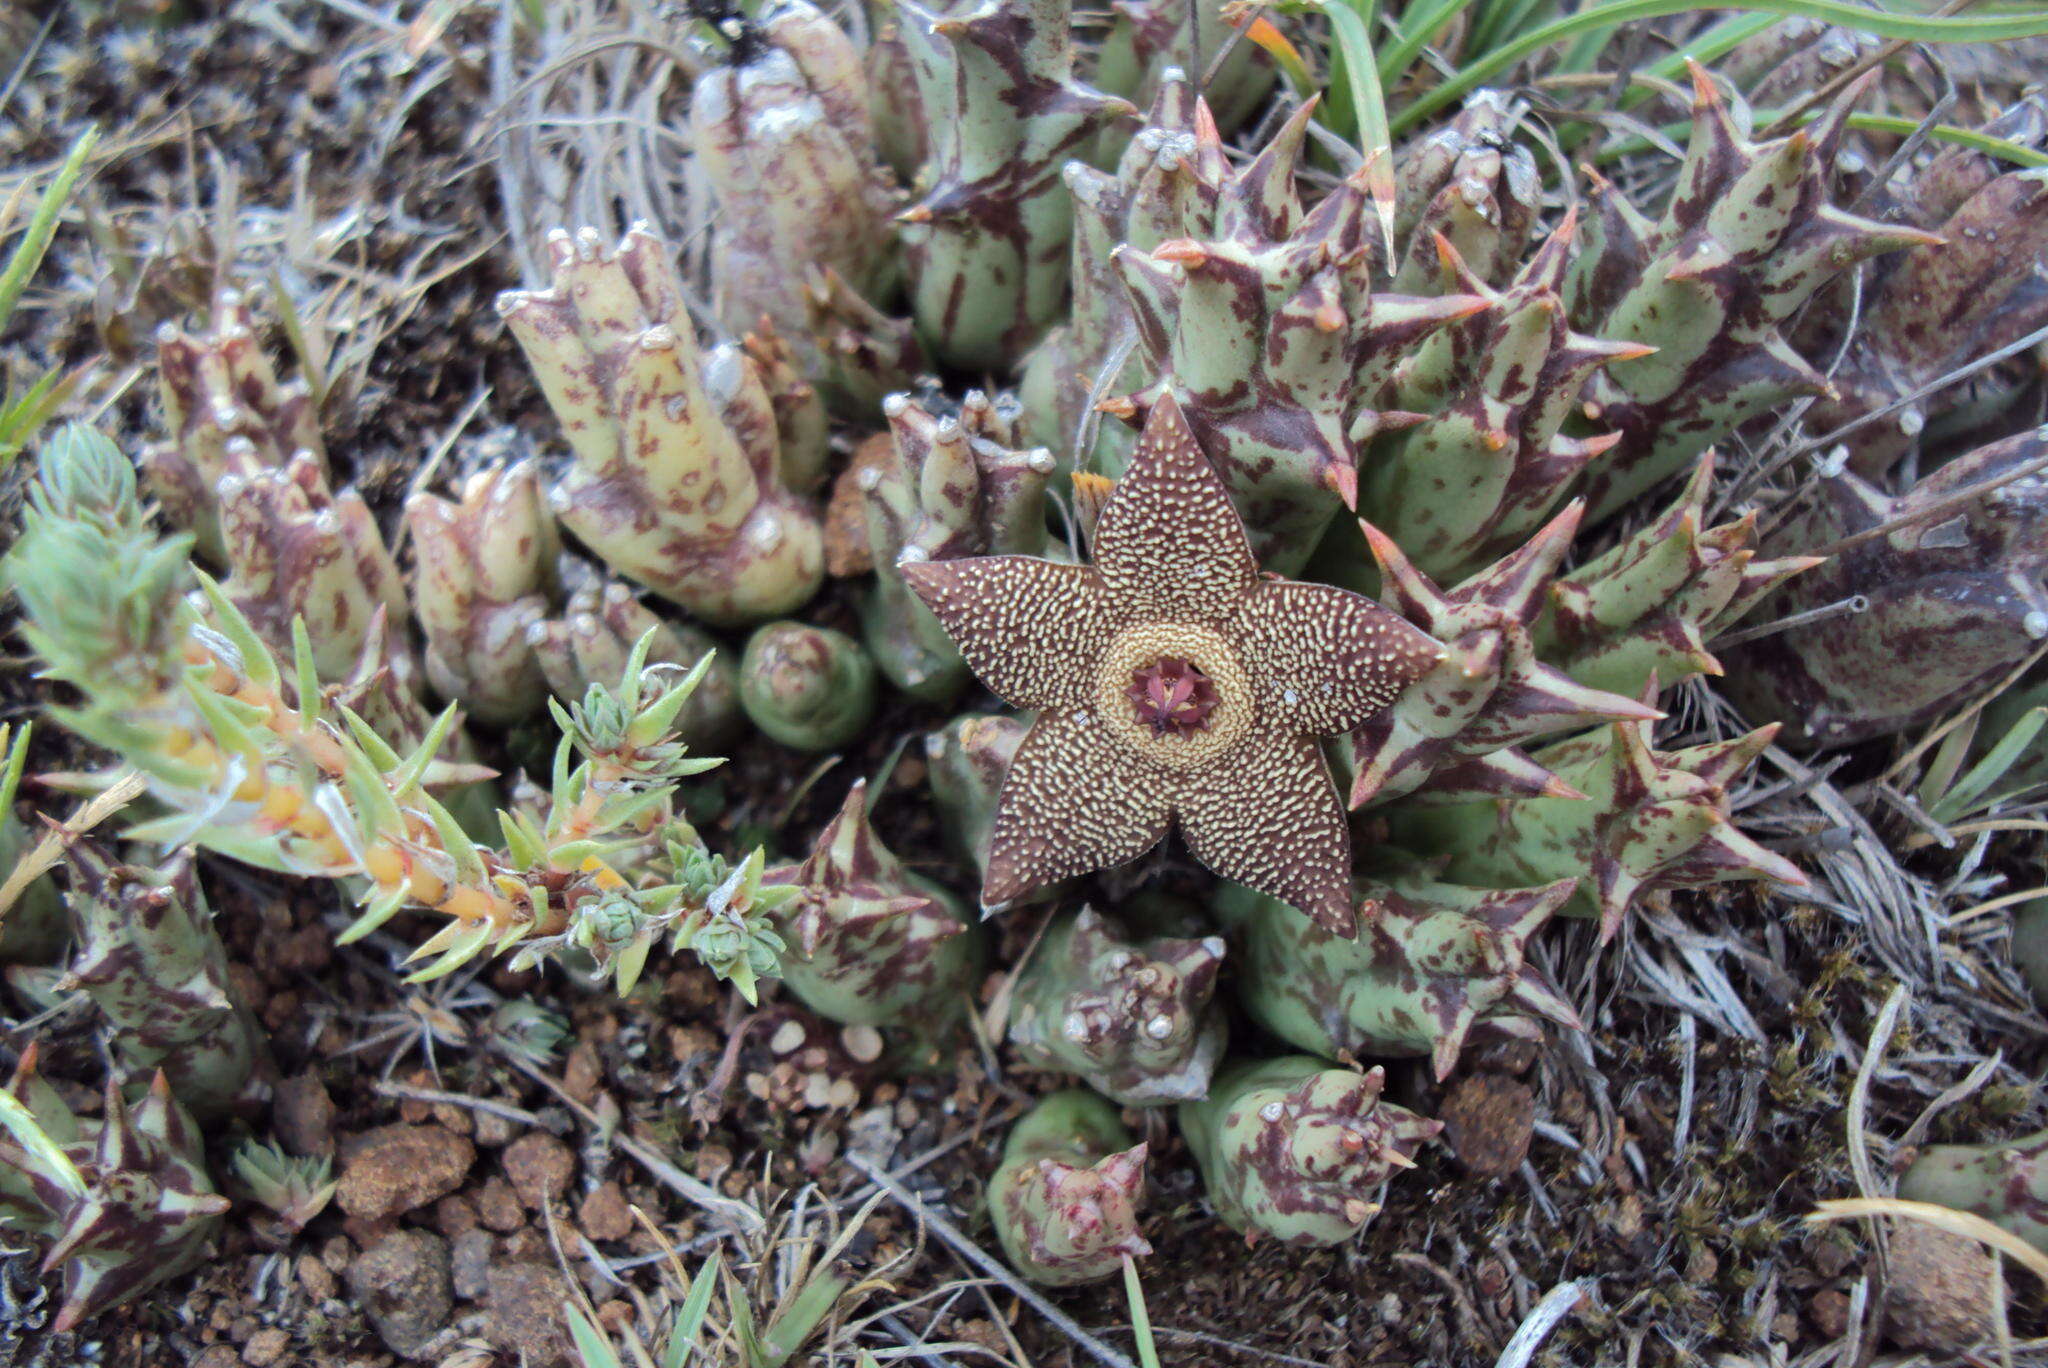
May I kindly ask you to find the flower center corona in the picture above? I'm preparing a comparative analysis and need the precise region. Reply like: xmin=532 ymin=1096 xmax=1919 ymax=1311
xmin=1093 ymin=622 xmax=1253 ymax=771
xmin=1128 ymin=658 xmax=1217 ymax=737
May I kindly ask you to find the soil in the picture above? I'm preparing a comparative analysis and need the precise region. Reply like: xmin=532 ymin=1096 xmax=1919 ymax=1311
xmin=4 ymin=3 xmax=2047 ymax=1367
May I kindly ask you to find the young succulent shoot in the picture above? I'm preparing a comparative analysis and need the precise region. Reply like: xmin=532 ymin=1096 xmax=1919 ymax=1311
xmin=1530 ymin=454 xmax=1818 ymax=700
xmin=230 ymin=1139 xmax=337 ymax=1233
xmin=738 ymin=621 xmax=878 ymax=751
xmin=895 ymin=0 xmax=1135 ymax=371
xmin=990 ymin=1089 xmax=1150 ymax=1286
xmin=861 ymin=389 xmax=1057 ymax=700
xmin=213 ymin=449 xmax=411 ymax=679
xmin=1215 ymin=870 xmax=1580 ymax=1079
xmin=1898 ymin=1128 xmax=2048 ymax=1256
xmin=529 ymin=578 xmax=741 ymax=748
xmin=763 ymin=780 xmax=979 ymax=1059
xmin=1564 ymin=63 xmax=1940 ymax=520
xmin=406 ymin=459 xmax=562 ymax=726
xmin=0 ymin=1058 xmax=231 ymax=1333
xmin=690 ymin=0 xmax=902 ymax=380
xmin=143 ymin=289 xmax=324 ymax=562
xmin=1390 ymin=705 xmax=1807 ymax=941
xmin=60 ymin=844 xmax=273 ymax=1122
xmin=923 ymin=712 xmax=1028 ymax=885
xmin=666 ymin=844 xmax=798 ymax=1004
xmin=1007 ymin=907 xmax=1226 ymax=1105
xmin=1110 ymin=99 xmax=1489 ymax=572
xmin=903 ymin=396 xmax=1442 ymax=933
xmin=1178 ymin=1057 xmax=1439 ymax=1247
xmin=1339 ymin=502 xmax=1663 ymax=810
xmin=498 ymin=225 xmax=824 ymax=625
xmin=1725 ymin=425 xmax=2048 ymax=747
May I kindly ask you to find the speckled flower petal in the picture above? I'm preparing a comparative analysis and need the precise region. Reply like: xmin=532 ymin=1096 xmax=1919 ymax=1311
xmin=903 ymin=557 xmax=1117 ymax=711
xmin=1231 ymin=581 xmax=1446 ymax=735
xmin=1179 ymin=732 xmax=1357 ymax=934
xmin=983 ymin=709 xmax=1175 ymax=908
xmin=1092 ymin=394 xmax=1259 ymax=623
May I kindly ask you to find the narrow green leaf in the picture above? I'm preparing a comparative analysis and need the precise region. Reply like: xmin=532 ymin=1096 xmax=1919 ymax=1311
xmin=1124 ymin=1256 xmax=1161 ymax=1368
xmin=1391 ymin=0 xmax=2048 ymax=136
xmin=0 ymin=127 xmax=99 ymax=335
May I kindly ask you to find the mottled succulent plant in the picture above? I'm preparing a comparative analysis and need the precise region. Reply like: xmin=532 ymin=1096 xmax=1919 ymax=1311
xmin=1178 ymin=1056 xmax=1438 ymax=1246
xmin=59 ymin=845 xmax=271 ymax=1122
xmin=498 ymin=226 xmax=823 ymax=625
xmin=530 ymin=577 xmax=740 ymax=749
xmin=1726 ymin=425 xmax=2048 ymax=747
xmin=1899 ymin=1128 xmax=2048 ymax=1255
xmin=143 ymin=290 xmax=323 ymax=562
xmin=1018 ymin=70 xmax=1200 ymax=470
xmin=1390 ymin=90 xmax=1541 ymax=292
xmin=763 ymin=780 xmax=979 ymax=1060
xmin=214 ymin=448 xmax=410 ymax=679
xmin=1008 ymin=907 xmax=1225 ymax=1104
xmin=1805 ymin=113 xmax=2048 ymax=476
xmin=1111 ymin=99 xmax=1486 ymax=571
xmin=896 ymin=0 xmax=1134 ymax=371
xmin=1338 ymin=503 xmax=1661 ymax=809
xmin=1565 ymin=64 xmax=1937 ymax=519
xmin=989 ymin=1089 xmax=1150 ymax=1285
xmin=691 ymin=0 xmax=901 ymax=380
xmin=1092 ymin=0 xmax=1271 ymax=137
xmin=1528 ymin=453 xmax=1818 ymax=700
xmin=406 ymin=459 xmax=561 ymax=726
xmin=903 ymin=397 xmax=1442 ymax=931
xmin=0 ymin=1057 xmax=230 ymax=1332
xmin=1216 ymin=870 xmax=1579 ymax=1079
xmin=860 ymin=389 xmax=1056 ymax=699
xmin=924 ymin=711 xmax=1028 ymax=883
xmin=1358 ymin=226 xmax=1651 ymax=585
xmin=1390 ymin=710 xmax=1807 ymax=940
xmin=739 ymin=621 xmax=878 ymax=751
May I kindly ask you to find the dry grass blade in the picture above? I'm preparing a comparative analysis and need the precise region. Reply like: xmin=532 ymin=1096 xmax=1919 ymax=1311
xmin=1808 ymin=1199 xmax=2048 ymax=1287
xmin=0 ymin=769 xmax=145 ymax=925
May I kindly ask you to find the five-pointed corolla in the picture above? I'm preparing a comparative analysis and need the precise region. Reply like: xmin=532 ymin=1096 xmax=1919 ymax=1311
xmin=903 ymin=396 xmax=1444 ymax=933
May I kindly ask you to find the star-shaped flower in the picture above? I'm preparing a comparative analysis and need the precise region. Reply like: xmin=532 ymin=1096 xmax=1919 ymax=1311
xmin=902 ymin=396 xmax=1444 ymax=933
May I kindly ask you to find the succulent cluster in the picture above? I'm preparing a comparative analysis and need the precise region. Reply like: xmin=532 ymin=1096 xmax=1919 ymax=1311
xmin=24 ymin=0 xmax=2048 ymax=1319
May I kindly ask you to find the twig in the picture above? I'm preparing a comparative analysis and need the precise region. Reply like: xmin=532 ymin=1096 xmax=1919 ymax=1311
xmin=370 ymin=1081 xmax=547 ymax=1128
xmin=845 ymin=1154 xmax=1140 ymax=1368
xmin=1493 ymin=1280 xmax=1590 ymax=1368
xmin=498 ymin=1049 xmax=765 ymax=1236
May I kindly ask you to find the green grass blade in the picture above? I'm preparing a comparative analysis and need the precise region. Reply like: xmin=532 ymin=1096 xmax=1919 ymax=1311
xmin=1590 ymin=108 xmax=2048 ymax=169
xmin=1376 ymin=0 xmax=1474 ymax=84
xmin=1323 ymin=0 xmax=1398 ymax=260
xmin=0 ymin=126 xmax=98 ymax=333
xmin=1123 ymin=1256 xmax=1161 ymax=1368
xmin=663 ymin=1252 xmax=722 ymax=1367
xmin=564 ymin=1301 xmax=627 ymax=1368
xmin=1930 ymin=706 xmax=2048 ymax=825
xmin=1390 ymin=0 xmax=2048 ymax=136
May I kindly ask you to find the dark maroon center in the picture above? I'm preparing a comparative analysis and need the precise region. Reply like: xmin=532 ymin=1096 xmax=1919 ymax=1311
xmin=1127 ymin=657 xmax=1219 ymax=737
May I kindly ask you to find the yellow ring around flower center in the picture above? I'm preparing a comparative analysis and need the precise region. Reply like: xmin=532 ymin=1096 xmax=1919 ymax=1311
xmin=1091 ymin=622 xmax=1254 ymax=771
